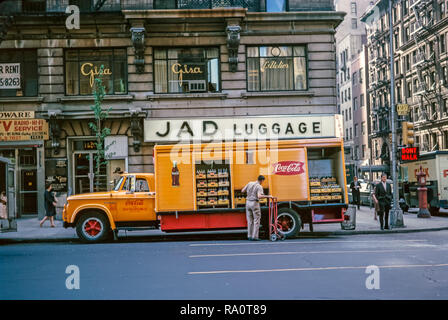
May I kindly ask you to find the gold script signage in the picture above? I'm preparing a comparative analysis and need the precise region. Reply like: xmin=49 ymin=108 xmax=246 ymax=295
xmin=261 ymin=60 xmax=289 ymax=72
xmin=171 ymin=63 xmax=203 ymax=87
xmin=80 ymin=63 xmax=112 ymax=87
xmin=0 ymin=119 xmax=49 ymax=141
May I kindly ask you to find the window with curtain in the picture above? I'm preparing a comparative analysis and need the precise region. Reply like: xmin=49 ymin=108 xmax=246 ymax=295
xmin=247 ymin=45 xmax=307 ymax=91
xmin=65 ymin=48 xmax=127 ymax=96
xmin=0 ymin=50 xmax=38 ymax=97
xmin=154 ymin=47 xmax=220 ymax=94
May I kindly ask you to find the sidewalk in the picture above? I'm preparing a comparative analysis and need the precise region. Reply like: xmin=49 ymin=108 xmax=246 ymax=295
xmin=1 ymin=206 xmax=448 ymax=244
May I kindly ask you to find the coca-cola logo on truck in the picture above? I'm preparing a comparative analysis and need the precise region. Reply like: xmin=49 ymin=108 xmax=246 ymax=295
xmin=272 ymin=161 xmax=305 ymax=175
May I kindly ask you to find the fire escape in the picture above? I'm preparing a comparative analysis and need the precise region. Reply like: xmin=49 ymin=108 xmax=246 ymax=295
xmin=368 ymin=26 xmax=391 ymax=163
xmin=409 ymin=0 xmax=444 ymax=151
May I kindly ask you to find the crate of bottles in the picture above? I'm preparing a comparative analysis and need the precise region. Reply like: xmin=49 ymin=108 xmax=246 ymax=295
xmin=208 ymin=180 xmax=218 ymax=187
xmin=218 ymin=198 xmax=229 ymax=205
xmin=207 ymin=169 xmax=218 ymax=179
xmin=197 ymin=180 xmax=207 ymax=188
xmin=218 ymin=168 xmax=229 ymax=178
xmin=208 ymin=197 xmax=218 ymax=205
xmin=208 ymin=189 xmax=218 ymax=196
xmin=196 ymin=169 xmax=207 ymax=179
xmin=218 ymin=188 xmax=229 ymax=196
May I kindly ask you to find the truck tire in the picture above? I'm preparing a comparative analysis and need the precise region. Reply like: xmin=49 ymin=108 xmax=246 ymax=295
xmin=76 ymin=212 xmax=111 ymax=243
xmin=277 ymin=208 xmax=301 ymax=238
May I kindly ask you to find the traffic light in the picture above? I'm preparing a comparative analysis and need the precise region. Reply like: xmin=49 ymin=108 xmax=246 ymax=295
xmin=402 ymin=122 xmax=414 ymax=145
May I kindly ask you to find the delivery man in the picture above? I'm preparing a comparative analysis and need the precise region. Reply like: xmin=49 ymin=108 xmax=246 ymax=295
xmin=242 ymin=175 xmax=273 ymax=241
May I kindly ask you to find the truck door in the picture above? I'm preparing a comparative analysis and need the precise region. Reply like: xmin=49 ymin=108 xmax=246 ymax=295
xmin=113 ymin=176 xmax=156 ymax=222
xmin=0 ymin=157 xmax=17 ymax=232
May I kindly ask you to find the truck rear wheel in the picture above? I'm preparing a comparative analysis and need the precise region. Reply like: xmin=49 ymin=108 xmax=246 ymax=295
xmin=277 ymin=208 xmax=301 ymax=238
xmin=76 ymin=212 xmax=111 ymax=243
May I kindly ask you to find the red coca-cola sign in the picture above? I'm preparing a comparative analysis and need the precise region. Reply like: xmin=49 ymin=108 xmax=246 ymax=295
xmin=272 ymin=161 xmax=305 ymax=175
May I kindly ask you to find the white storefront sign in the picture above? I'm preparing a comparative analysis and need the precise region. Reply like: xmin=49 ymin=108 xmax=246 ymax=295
xmin=144 ymin=114 xmax=341 ymax=142
xmin=105 ymin=135 xmax=129 ymax=159
xmin=0 ymin=63 xmax=21 ymax=89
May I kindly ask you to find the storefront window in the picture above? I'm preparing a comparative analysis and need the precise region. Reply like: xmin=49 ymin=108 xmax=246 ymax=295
xmin=65 ymin=49 xmax=127 ymax=96
xmin=0 ymin=50 xmax=38 ymax=97
xmin=247 ymin=46 xmax=307 ymax=91
xmin=154 ymin=47 xmax=220 ymax=93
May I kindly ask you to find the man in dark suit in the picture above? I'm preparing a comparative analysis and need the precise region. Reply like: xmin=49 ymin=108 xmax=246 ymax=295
xmin=350 ymin=176 xmax=361 ymax=210
xmin=373 ymin=173 xmax=392 ymax=230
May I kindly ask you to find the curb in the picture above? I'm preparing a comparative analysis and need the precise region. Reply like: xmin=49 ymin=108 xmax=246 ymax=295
xmin=2 ymin=226 xmax=448 ymax=244
xmin=303 ymin=226 xmax=448 ymax=236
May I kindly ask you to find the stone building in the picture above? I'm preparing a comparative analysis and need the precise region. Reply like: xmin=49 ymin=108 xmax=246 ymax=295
xmin=0 ymin=0 xmax=343 ymax=218
xmin=334 ymin=0 xmax=371 ymax=181
xmin=362 ymin=0 xmax=448 ymax=179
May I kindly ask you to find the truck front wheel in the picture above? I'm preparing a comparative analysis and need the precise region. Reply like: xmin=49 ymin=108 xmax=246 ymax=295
xmin=277 ymin=208 xmax=301 ymax=238
xmin=76 ymin=212 xmax=111 ymax=243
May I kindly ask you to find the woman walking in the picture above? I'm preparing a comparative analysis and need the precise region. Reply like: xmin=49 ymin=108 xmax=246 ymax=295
xmin=40 ymin=183 xmax=57 ymax=227
xmin=0 ymin=191 xmax=7 ymax=219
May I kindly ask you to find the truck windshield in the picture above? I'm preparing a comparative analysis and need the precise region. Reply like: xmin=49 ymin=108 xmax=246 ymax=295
xmin=114 ymin=176 xmax=124 ymax=191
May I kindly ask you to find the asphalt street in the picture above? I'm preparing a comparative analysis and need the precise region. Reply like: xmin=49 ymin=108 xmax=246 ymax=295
xmin=1 ymin=230 xmax=448 ymax=299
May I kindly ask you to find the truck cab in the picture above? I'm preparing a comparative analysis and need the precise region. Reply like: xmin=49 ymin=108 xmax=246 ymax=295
xmin=63 ymin=173 xmax=157 ymax=242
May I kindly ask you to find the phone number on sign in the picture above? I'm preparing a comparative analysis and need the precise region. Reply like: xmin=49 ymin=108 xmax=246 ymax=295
xmin=0 ymin=77 xmax=20 ymax=88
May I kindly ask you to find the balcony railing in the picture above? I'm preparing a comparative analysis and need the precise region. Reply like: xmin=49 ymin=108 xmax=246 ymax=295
xmin=0 ymin=0 xmax=262 ymax=15
xmin=159 ymin=0 xmax=261 ymax=11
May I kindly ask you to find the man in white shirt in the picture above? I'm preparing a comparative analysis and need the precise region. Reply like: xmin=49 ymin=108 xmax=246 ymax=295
xmin=242 ymin=175 xmax=272 ymax=241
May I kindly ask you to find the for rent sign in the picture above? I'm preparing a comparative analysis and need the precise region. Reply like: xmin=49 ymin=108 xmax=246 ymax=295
xmin=0 ymin=63 xmax=21 ymax=89
xmin=0 ymin=119 xmax=49 ymax=141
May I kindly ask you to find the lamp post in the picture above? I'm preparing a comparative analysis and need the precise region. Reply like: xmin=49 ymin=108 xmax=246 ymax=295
xmin=387 ymin=0 xmax=404 ymax=227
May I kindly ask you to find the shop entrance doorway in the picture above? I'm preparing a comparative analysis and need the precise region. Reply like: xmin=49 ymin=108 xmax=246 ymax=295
xmin=73 ymin=144 xmax=107 ymax=194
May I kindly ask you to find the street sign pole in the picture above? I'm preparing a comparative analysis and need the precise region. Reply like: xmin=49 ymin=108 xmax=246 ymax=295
xmin=388 ymin=0 xmax=404 ymax=228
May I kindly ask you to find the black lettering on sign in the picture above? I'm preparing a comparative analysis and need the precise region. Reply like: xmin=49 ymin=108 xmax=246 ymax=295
xmin=298 ymin=122 xmax=307 ymax=134
xmin=312 ymin=122 xmax=321 ymax=134
xmin=245 ymin=124 xmax=253 ymax=135
xmin=272 ymin=123 xmax=280 ymax=134
xmin=156 ymin=121 xmax=170 ymax=137
xmin=233 ymin=124 xmax=242 ymax=136
xmin=177 ymin=121 xmax=194 ymax=138
xmin=285 ymin=123 xmax=294 ymax=134
xmin=202 ymin=121 xmax=218 ymax=136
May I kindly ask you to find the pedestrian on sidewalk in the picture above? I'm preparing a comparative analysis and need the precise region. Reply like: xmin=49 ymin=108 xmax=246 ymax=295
xmin=242 ymin=175 xmax=273 ymax=241
xmin=370 ymin=182 xmax=378 ymax=220
xmin=373 ymin=173 xmax=392 ymax=230
xmin=40 ymin=183 xmax=57 ymax=228
xmin=0 ymin=191 xmax=7 ymax=219
xmin=350 ymin=176 xmax=361 ymax=210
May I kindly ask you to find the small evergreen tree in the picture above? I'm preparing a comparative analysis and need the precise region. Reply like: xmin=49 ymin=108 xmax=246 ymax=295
xmin=88 ymin=65 xmax=114 ymax=190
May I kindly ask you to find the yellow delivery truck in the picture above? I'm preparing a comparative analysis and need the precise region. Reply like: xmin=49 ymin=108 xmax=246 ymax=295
xmin=63 ymin=138 xmax=349 ymax=242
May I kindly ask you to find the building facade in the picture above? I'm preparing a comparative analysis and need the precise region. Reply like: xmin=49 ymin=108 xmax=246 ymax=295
xmin=335 ymin=0 xmax=371 ymax=180
xmin=0 ymin=0 xmax=343 ymax=219
xmin=351 ymin=44 xmax=370 ymax=178
xmin=363 ymin=0 xmax=448 ymax=180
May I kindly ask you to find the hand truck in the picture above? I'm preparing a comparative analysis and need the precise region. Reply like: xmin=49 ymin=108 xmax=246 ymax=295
xmin=268 ymin=197 xmax=286 ymax=241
